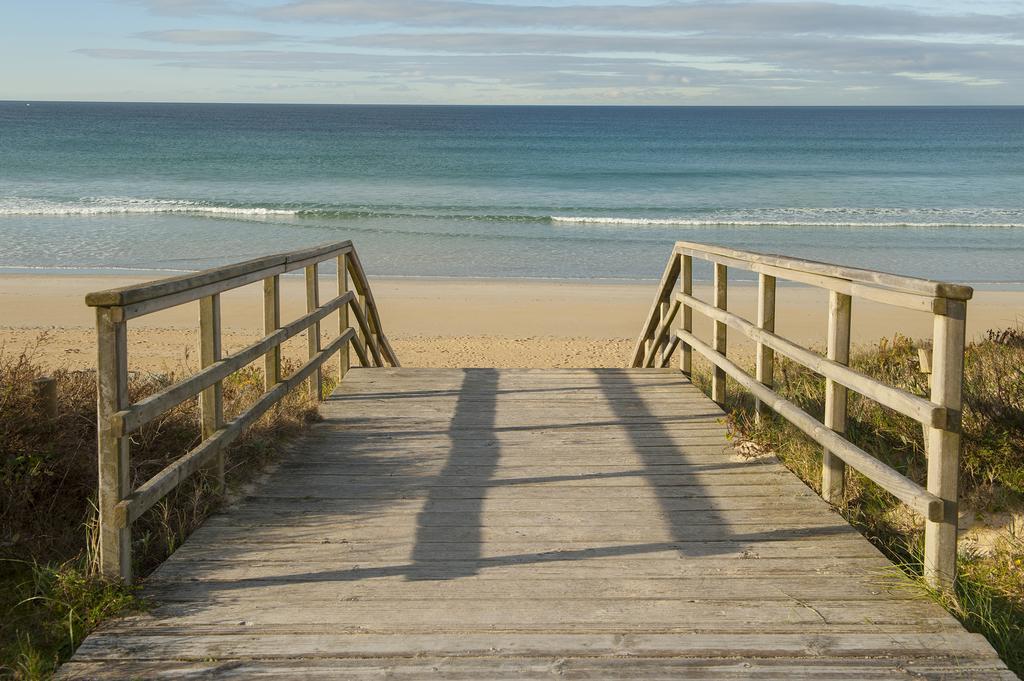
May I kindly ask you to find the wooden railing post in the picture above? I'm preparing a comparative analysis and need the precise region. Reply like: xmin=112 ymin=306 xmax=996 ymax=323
xmin=680 ymin=255 xmax=693 ymax=376
xmin=305 ymin=264 xmax=323 ymax=401
xmin=822 ymin=291 xmax=852 ymax=503
xmin=348 ymin=265 xmax=369 ymax=366
xmin=924 ymin=299 xmax=966 ymax=591
xmin=658 ymin=298 xmax=670 ymax=364
xmin=96 ymin=307 xmax=131 ymax=582
xmin=711 ymin=263 xmax=728 ymax=405
xmin=367 ymin=302 xmax=380 ymax=366
xmin=338 ymin=253 xmax=350 ymax=381
xmin=199 ymin=294 xmax=224 ymax=490
xmin=263 ymin=275 xmax=281 ymax=389
xmin=754 ymin=274 xmax=776 ymax=422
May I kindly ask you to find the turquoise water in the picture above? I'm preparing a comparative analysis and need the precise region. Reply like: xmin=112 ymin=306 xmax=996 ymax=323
xmin=1 ymin=102 xmax=1022 ymax=283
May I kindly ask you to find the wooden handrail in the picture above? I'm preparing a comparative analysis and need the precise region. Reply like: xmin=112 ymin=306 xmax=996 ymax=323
xmin=88 ymin=241 xmax=398 ymax=582
xmin=632 ymin=241 xmax=970 ymax=592
xmin=674 ymin=241 xmax=973 ymax=301
xmin=85 ymin=242 xmax=350 ymax=308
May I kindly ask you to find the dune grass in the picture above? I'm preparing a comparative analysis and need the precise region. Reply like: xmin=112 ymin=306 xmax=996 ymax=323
xmin=693 ymin=328 xmax=1024 ymax=675
xmin=0 ymin=340 xmax=331 ymax=679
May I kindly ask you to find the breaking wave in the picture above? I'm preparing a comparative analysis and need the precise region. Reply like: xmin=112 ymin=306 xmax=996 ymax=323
xmin=2 ymin=197 xmax=1022 ymax=228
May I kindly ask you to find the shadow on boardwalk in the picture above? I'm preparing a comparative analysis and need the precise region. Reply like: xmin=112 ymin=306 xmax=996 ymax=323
xmin=155 ymin=368 xmax=854 ymax=593
xmin=62 ymin=368 xmax=1014 ymax=680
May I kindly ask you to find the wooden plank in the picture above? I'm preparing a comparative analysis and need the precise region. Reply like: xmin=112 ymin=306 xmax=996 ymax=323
xmin=91 ymin=598 xmax=960 ymax=630
xmin=262 ymin=469 xmax=798 ymax=486
xmin=56 ymin=659 xmax=1018 ymax=681
xmin=163 ymin=538 xmax=894 ymax=564
xmin=146 ymin=561 xmax=896 ymax=589
xmin=226 ymin=495 xmax=825 ymax=515
xmin=71 ymin=630 xmax=1002 ymax=662
xmin=255 ymin=482 xmax=814 ymax=501
xmin=254 ymin=461 xmax=784 ymax=477
xmin=207 ymin=507 xmax=845 ymax=528
xmin=71 ymin=628 xmax=921 ymax=656
xmin=140 ymin=577 xmax=916 ymax=603
xmin=57 ymin=658 xmax=1018 ymax=681
xmin=190 ymin=520 xmax=859 ymax=545
xmin=148 ymin=554 xmax=894 ymax=580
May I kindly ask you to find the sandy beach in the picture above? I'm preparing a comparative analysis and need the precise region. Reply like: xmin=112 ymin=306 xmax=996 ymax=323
xmin=1 ymin=273 xmax=1021 ymax=373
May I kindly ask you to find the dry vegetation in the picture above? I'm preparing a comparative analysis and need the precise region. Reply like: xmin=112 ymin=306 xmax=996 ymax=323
xmin=695 ymin=328 xmax=1024 ymax=674
xmin=0 ymin=339 xmax=327 ymax=679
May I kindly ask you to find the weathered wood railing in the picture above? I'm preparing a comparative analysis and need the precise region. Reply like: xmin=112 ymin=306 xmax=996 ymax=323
xmin=87 ymin=241 xmax=398 ymax=582
xmin=632 ymin=241 xmax=971 ymax=590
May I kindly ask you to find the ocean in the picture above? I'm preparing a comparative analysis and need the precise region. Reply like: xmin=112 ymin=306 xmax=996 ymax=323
xmin=1 ymin=102 xmax=1022 ymax=284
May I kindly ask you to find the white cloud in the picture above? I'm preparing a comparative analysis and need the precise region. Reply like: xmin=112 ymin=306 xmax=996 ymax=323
xmin=124 ymin=0 xmax=232 ymax=16
xmin=83 ymin=1 xmax=1024 ymax=102
xmin=894 ymin=71 xmax=1006 ymax=86
xmin=136 ymin=29 xmax=289 ymax=44
xmin=259 ymin=0 xmax=1024 ymax=37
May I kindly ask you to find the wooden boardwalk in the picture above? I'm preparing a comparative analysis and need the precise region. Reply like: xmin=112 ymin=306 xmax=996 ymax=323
xmin=62 ymin=368 xmax=1012 ymax=679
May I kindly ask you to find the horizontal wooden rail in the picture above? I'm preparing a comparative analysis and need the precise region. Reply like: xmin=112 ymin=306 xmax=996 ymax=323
xmin=676 ymin=292 xmax=947 ymax=428
xmin=88 ymin=241 xmax=397 ymax=582
xmin=115 ymin=291 xmax=356 ymax=437
xmin=632 ymin=241 xmax=970 ymax=592
xmin=87 ymin=243 xmax=351 ymax=309
xmin=674 ymin=241 xmax=972 ymax=307
xmin=677 ymin=330 xmax=943 ymax=520
xmin=113 ymin=329 xmax=355 ymax=529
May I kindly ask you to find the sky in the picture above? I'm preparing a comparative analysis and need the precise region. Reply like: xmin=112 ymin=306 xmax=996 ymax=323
xmin=2 ymin=0 xmax=1023 ymax=105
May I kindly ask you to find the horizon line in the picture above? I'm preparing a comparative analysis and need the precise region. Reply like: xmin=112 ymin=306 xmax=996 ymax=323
xmin=5 ymin=100 xmax=1024 ymax=108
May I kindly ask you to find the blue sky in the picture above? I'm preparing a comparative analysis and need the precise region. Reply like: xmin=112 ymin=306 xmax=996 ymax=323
xmin=2 ymin=0 xmax=1023 ymax=104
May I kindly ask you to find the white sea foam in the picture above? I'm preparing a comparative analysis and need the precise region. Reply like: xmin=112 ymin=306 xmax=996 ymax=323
xmin=0 ymin=198 xmax=297 ymax=217
xmin=2 ymin=198 xmax=1022 ymax=228
xmin=550 ymin=215 xmax=1024 ymax=228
